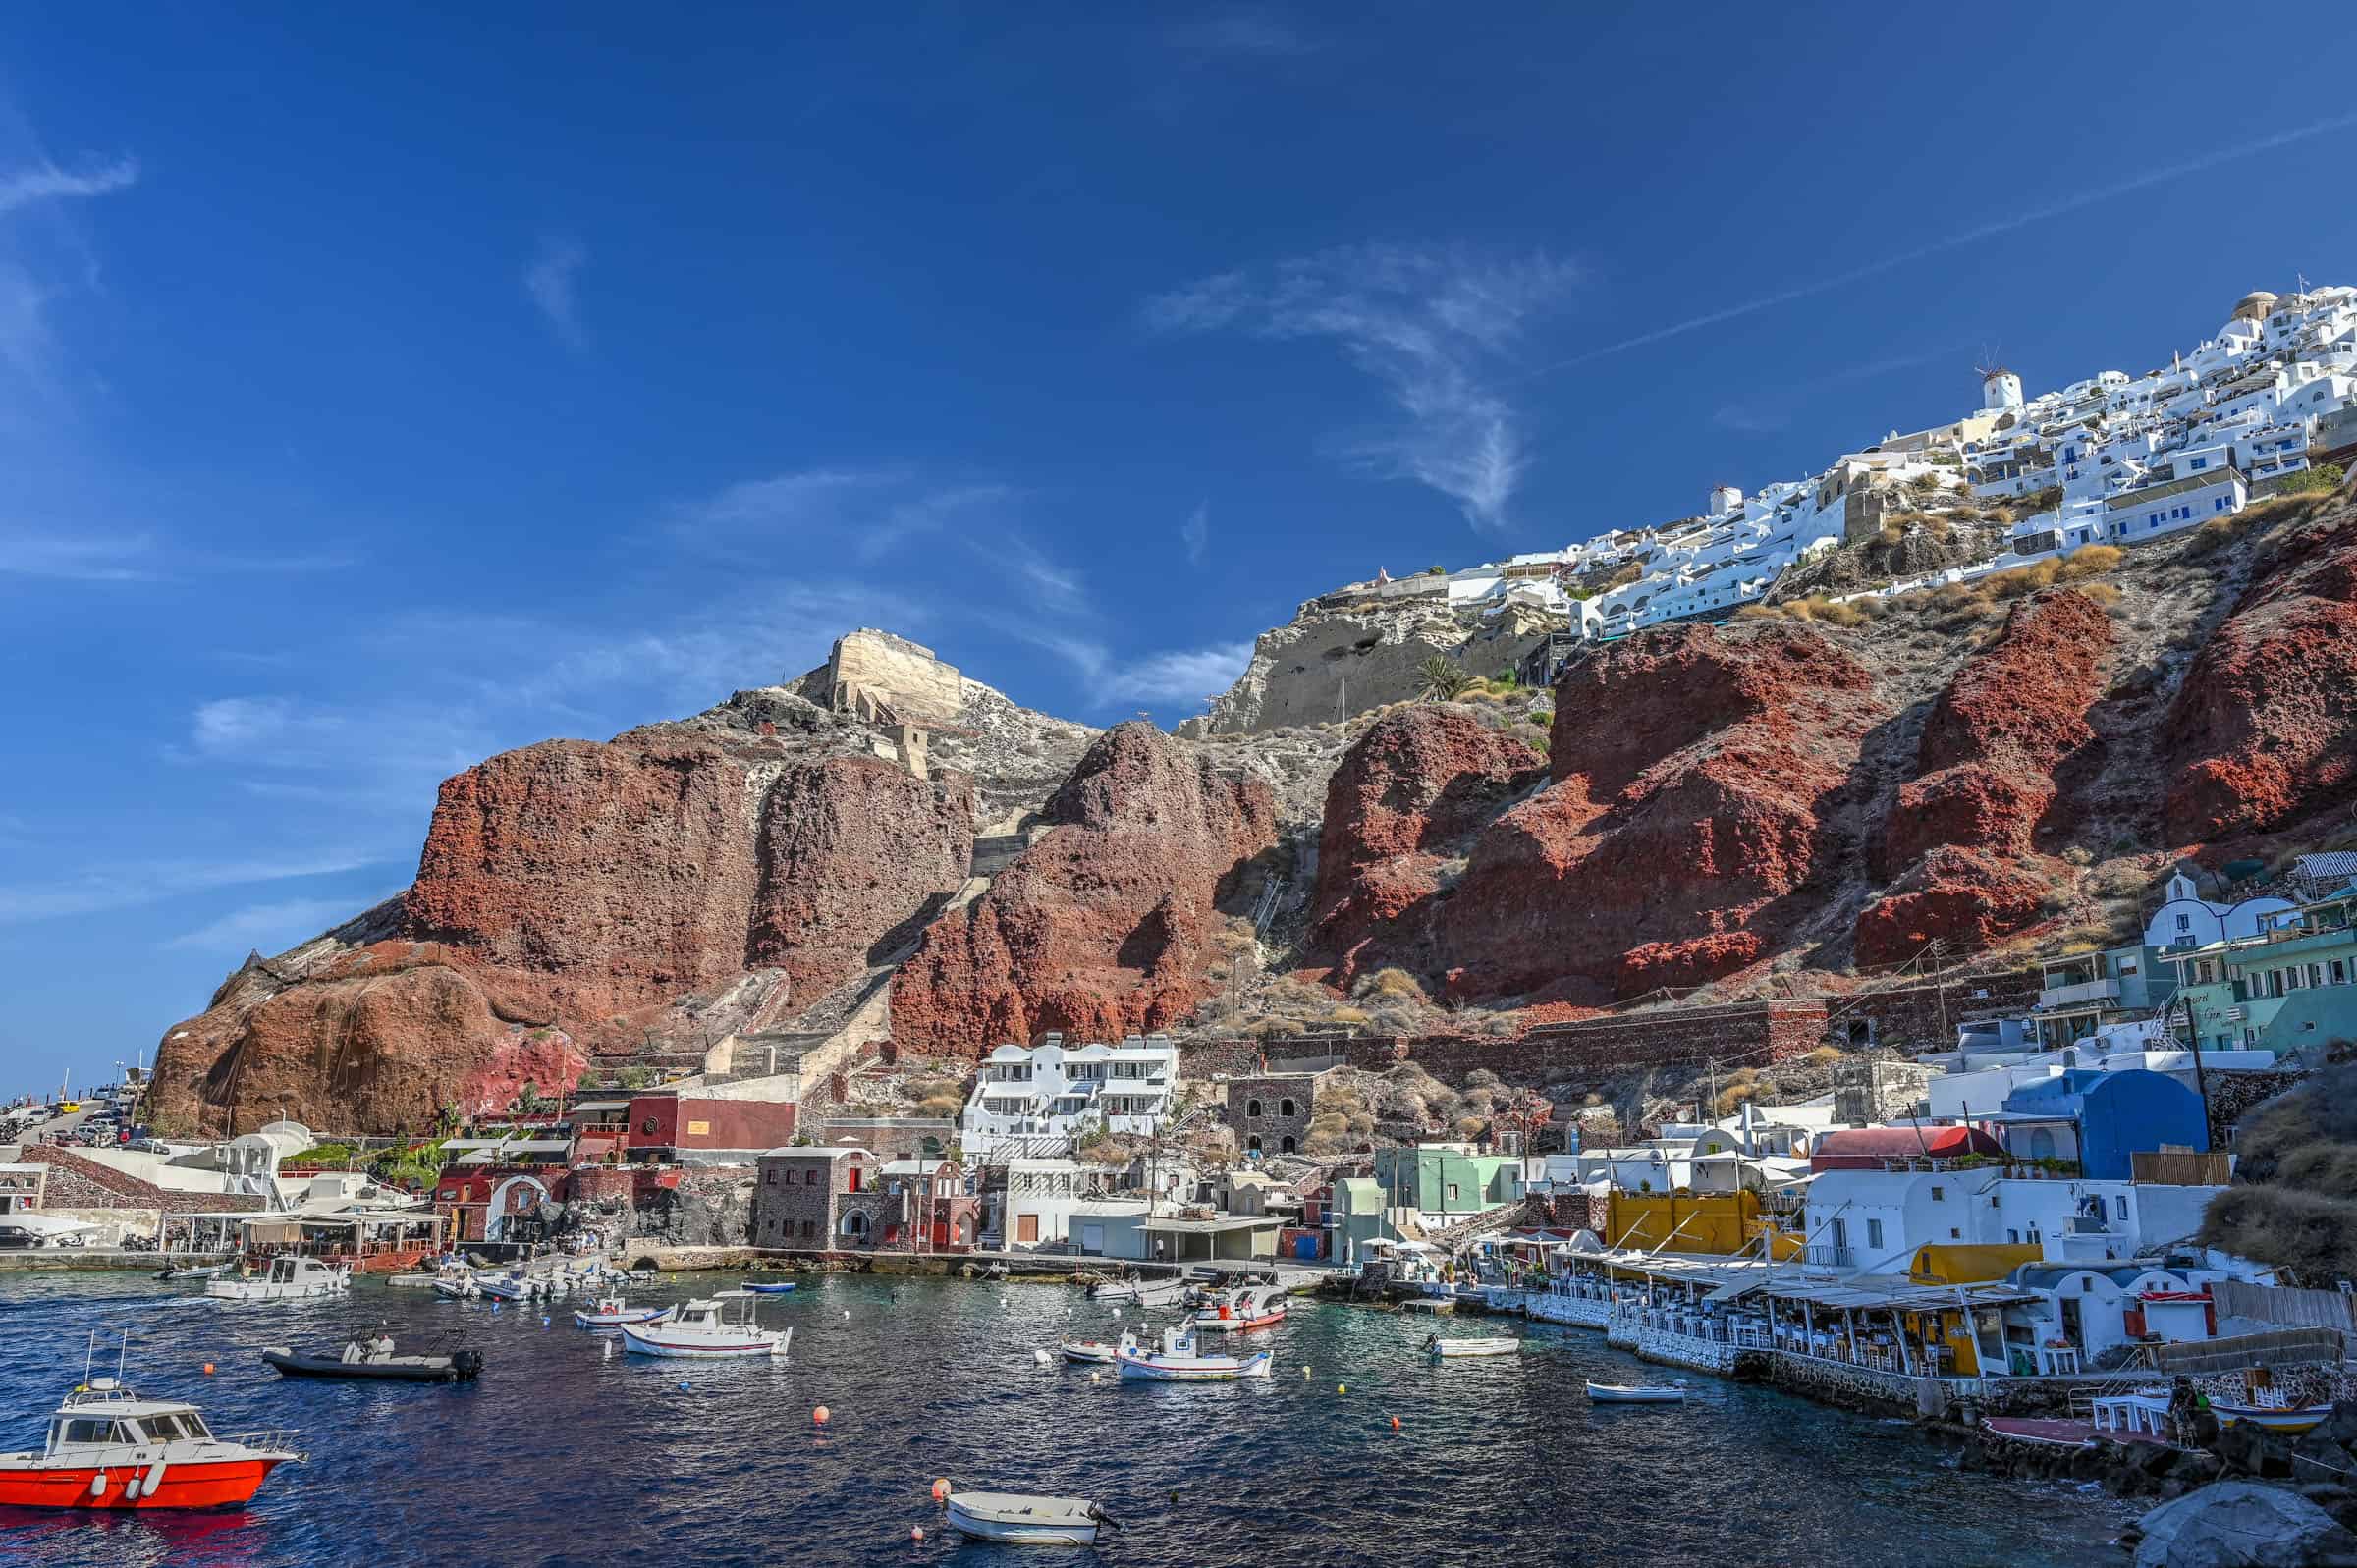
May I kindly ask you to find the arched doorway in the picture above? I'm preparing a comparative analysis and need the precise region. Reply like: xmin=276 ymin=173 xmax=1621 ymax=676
xmin=840 ymin=1210 xmax=870 ymax=1245
xmin=486 ymin=1174 xmax=551 ymax=1243
xmin=1280 ymin=1135 xmax=1297 ymax=1155
xmin=1247 ymin=1099 xmax=1263 ymax=1117
xmin=955 ymin=1213 xmax=976 ymax=1246
xmin=1246 ymin=1134 xmax=1263 ymax=1152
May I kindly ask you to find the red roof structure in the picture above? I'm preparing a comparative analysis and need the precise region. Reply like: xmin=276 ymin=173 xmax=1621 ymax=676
xmin=1810 ymin=1125 xmax=2003 ymax=1172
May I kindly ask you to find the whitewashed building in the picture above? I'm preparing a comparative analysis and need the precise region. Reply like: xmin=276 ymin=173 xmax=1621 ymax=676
xmin=959 ymin=1033 xmax=1178 ymax=1161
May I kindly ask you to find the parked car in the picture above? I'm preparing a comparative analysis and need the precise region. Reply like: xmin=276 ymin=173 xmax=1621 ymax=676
xmin=131 ymin=1138 xmax=170 ymax=1154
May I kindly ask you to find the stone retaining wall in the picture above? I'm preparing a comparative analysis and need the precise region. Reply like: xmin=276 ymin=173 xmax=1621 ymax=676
xmin=1636 ymin=1325 xmax=1740 ymax=1375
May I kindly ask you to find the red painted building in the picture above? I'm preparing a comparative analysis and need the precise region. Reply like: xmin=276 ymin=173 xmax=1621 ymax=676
xmin=623 ymin=1087 xmax=798 ymax=1165
xmin=1809 ymin=1126 xmax=2004 ymax=1172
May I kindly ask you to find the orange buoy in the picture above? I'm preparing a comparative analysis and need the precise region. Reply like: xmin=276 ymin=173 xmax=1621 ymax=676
xmin=911 ymin=1526 xmax=925 ymax=1542
xmin=813 ymin=1405 xmax=831 ymax=1426
xmin=931 ymin=1478 xmax=950 ymax=1502
xmin=201 ymin=1364 xmax=214 ymax=1376
xmin=1390 ymin=1415 xmax=1401 ymax=1431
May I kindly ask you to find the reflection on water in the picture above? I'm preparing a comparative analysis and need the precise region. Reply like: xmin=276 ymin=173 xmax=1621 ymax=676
xmin=0 ymin=1273 xmax=2126 ymax=1567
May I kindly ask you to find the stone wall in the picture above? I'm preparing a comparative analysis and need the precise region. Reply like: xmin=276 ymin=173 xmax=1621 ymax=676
xmin=1180 ymin=1000 xmax=1828 ymax=1091
xmin=1635 ymin=1324 xmax=1741 ymax=1375
xmin=1836 ymin=968 xmax=2044 ymax=1051
xmin=826 ymin=629 xmax=963 ymax=729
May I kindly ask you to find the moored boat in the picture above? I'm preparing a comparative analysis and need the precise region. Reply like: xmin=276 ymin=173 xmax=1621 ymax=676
xmin=0 ymin=1377 xmax=303 ymax=1509
xmin=1426 ymin=1334 xmax=1520 ymax=1360
xmin=203 ymin=1256 xmax=350 ymax=1302
xmin=740 ymin=1281 xmax=797 ymax=1295
xmin=946 ymin=1491 xmax=1119 ymax=1545
xmin=1587 ymin=1380 xmax=1686 ymax=1404
xmin=2213 ymin=1400 xmax=2333 ymax=1434
xmin=152 ymin=1264 xmax=225 ymax=1282
xmin=1115 ymin=1326 xmax=1272 ymax=1381
xmin=1189 ymin=1284 xmax=1288 ymax=1333
xmin=1058 ymin=1332 xmax=1134 ymax=1366
xmin=619 ymin=1297 xmax=790 ymax=1359
xmin=261 ymin=1342 xmax=482 ymax=1382
xmin=575 ymin=1296 xmax=671 ymax=1329
xmin=1087 ymin=1275 xmax=1187 ymax=1307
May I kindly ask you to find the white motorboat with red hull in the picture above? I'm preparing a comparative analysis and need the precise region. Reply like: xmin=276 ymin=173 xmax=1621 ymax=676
xmin=1115 ymin=1326 xmax=1273 ymax=1381
xmin=619 ymin=1296 xmax=790 ymax=1359
xmin=1189 ymin=1284 xmax=1288 ymax=1332
xmin=0 ymin=1378 xmax=302 ymax=1510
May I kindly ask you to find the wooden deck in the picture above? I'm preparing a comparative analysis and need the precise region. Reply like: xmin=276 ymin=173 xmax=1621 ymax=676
xmin=1983 ymin=1415 xmax=2178 ymax=1450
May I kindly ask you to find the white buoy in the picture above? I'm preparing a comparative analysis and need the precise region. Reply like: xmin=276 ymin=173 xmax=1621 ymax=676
xmin=603 ymin=1340 xmax=614 ymax=1361
xmin=1032 ymin=1348 xmax=1051 ymax=1366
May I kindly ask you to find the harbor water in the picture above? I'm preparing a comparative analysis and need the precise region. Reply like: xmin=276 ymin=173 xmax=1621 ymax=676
xmin=0 ymin=1272 xmax=2127 ymax=1566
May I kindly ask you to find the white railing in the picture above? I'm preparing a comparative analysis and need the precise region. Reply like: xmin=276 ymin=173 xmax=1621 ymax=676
xmin=2038 ymin=977 xmax=2121 ymax=1009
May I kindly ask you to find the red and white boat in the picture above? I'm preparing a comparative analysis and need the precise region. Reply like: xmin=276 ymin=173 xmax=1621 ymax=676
xmin=1189 ymin=1284 xmax=1288 ymax=1333
xmin=0 ymin=1377 xmax=303 ymax=1510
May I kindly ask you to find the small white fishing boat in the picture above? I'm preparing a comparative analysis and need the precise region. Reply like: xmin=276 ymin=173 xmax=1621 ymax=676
xmin=1115 ymin=1326 xmax=1272 ymax=1381
xmin=1426 ymin=1335 xmax=1520 ymax=1360
xmin=575 ymin=1296 xmax=671 ymax=1329
xmin=1087 ymin=1275 xmax=1187 ymax=1307
xmin=619 ymin=1297 xmax=790 ymax=1359
xmin=203 ymin=1257 xmax=351 ymax=1302
xmin=740 ymin=1280 xmax=797 ymax=1296
xmin=471 ymin=1271 xmax=540 ymax=1303
xmin=1058 ymin=1331 xmax=1135 ymax=1366
xmin=152 ymin=1264 xmax=226 ymax=1282
xmin=946 ymin=1491 xmax=1120 ymax=1545
xmin=1587 ymin=1380 xmax=1686 ymax=1404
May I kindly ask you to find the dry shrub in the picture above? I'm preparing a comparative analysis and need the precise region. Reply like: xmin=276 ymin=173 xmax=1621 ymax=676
xmin=2077 ymin=582 xmax=2123 ymax=607
xmin=1453 ymin=1115 xmax=1487 ymax=1140
xmin=1464 ymin=1067 xmax=1501 ymax=1089
xmin=1355 ymin=967 xmax=1427 ymax=1001
xmin=2198 ymin=1185 xmax=2357 ymax=1282
xmin=2056 ymin=543 xmax=2123 ymax=579
xmin=2183 ymin=516 xmax=2239 ymax=558
xmin=1326 ymin=1006 xmax=1370 ymax=1026
xmin=1803 ymin=1045 xmax=1843 ymax=1066
xmin=916 ymin=1093 xmax=966 ymax=1119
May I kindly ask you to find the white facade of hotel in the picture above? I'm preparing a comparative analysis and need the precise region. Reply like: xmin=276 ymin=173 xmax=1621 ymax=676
xmin=959 ymin=1033 xmax=1179 ymax=1160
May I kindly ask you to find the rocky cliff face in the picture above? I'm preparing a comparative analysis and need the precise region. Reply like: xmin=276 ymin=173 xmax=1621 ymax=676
xmin=2164 ymin=501 xmax=2357 ymax=843
xmin=1429 ymin=623 xmax=1891 ymax=1002
xmin=1180 ymin=595 xmax=1560 ymax=736
xmin=888 ymin=722 xmax=1278 ymax=1054
xmin=1309 ymin=707 xmax=1546 ymax=986
xmin=151 ymin=690 xmax=988 ymax=1135
xmin=145 ymin=486 xmax=2357 ymax=1131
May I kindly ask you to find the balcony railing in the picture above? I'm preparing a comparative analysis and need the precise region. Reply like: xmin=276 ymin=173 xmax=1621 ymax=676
xmin=2038 ymin=977 xmax=2121 ymax=1009
xmin=1803 ymin=1245 xmax=1855 ymax=1269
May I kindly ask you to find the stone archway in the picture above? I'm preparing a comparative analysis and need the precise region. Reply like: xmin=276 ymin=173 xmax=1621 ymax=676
xmin=486 ymin=1174 xmax=552 ymax=1243
xmin=1280 ymin=1135 xmax=1297 ymax=1155
xmin=841 ymin=1210 xmax=871 ymax=1244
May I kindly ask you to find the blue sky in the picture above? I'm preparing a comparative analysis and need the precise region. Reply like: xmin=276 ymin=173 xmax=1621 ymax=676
xmin=4 ymin=5 xmax=2355 ymax=1092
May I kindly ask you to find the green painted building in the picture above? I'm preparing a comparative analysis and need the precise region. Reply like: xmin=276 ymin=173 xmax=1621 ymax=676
xmin=2168 ymin=885 xmax=2357 ymax=1055
xmin=1370 ymin=1143 xmax=1525 ymax=1224
xmin=1328 ymin=1176 xmax=1391 ymax=1266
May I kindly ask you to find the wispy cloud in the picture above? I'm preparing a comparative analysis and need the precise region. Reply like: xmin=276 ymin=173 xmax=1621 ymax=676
xmin=1000 ymin=623 xmax=1252 ymax=712
xmin=0 ymin=853 xmax=390 ymax=925
xmin=1143 ymin=243 xmax=1579 ymax=530
xmin=668 ymin=470 xmax=1016 ymax=564
xmin=183 ymin=694 xmax=487 ymax=782
xmin=523 ymin=234 xmax=587 ymax=350
xmin=1179 ymin=502 xmax=1209 ymax=565
xmin=0 ymin=530 xmax=155 ymax=581
xmin=161 ymin=895 xmax=380 ymax=954
xmin=0 ymin=155 xmax=137 ymax=216
xmin=1540 ymin=111 xmax=2357 ymax=373
xmin=998 ymin=531 xmax=1086 ymax=611
xmin=1712 ymin=343 xmax=1966 ymax=435
xmin=1161 ymin=12 xmax=1320 ymax=58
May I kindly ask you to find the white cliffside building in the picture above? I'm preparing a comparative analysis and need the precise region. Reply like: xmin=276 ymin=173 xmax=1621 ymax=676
xmin=959 ymin=1033 xmax=1178 ymax=1161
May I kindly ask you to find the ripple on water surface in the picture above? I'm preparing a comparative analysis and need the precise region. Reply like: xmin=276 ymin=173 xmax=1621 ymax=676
xmin=0 ymin=1273 xmax=2127 ymax=1567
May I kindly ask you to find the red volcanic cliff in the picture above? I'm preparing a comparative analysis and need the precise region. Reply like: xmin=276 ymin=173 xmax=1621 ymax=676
xmin=1427 ymin=623 xmax=1888 ymax=1001
xmin=747 ymin=756 xmax=975 ymax=997
xmin=889 ymin=722 xmax=1277 ymax=1054
xmin=150 ymin=735 xmax=976 ymax=1134
xmin=2165 ymin=500 xmax=2357 ymax=842
xmin=1310 ymin=708 xmax=1545 ymax=985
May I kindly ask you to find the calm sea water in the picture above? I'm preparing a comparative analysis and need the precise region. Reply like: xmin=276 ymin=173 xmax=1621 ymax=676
xmin=0 ymin=1272 xmax=2127 ymax=1567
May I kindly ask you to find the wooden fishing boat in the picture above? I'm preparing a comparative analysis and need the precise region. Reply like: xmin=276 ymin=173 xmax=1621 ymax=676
xmin=575 ymin=1296 xmax=671 ymax=1329
xmin=2212 ymin=1400 xmax=2333 ymax=1434
xmin=260 ymin=1344 xmax=482 ymax=1382
xmin=1115 ymin=1326 xmax=1272 ymax=1381
xmin=946 ymin=1491 xmax=1119 ymax=1545
xmin=1586 ymin=1380 xmax=1686 ymax=1404
xmin=1058 ymin=1332 xmax=1134 ymax=1366
xmin=1426 ymin=1334 xmax=1520 ymax=1360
